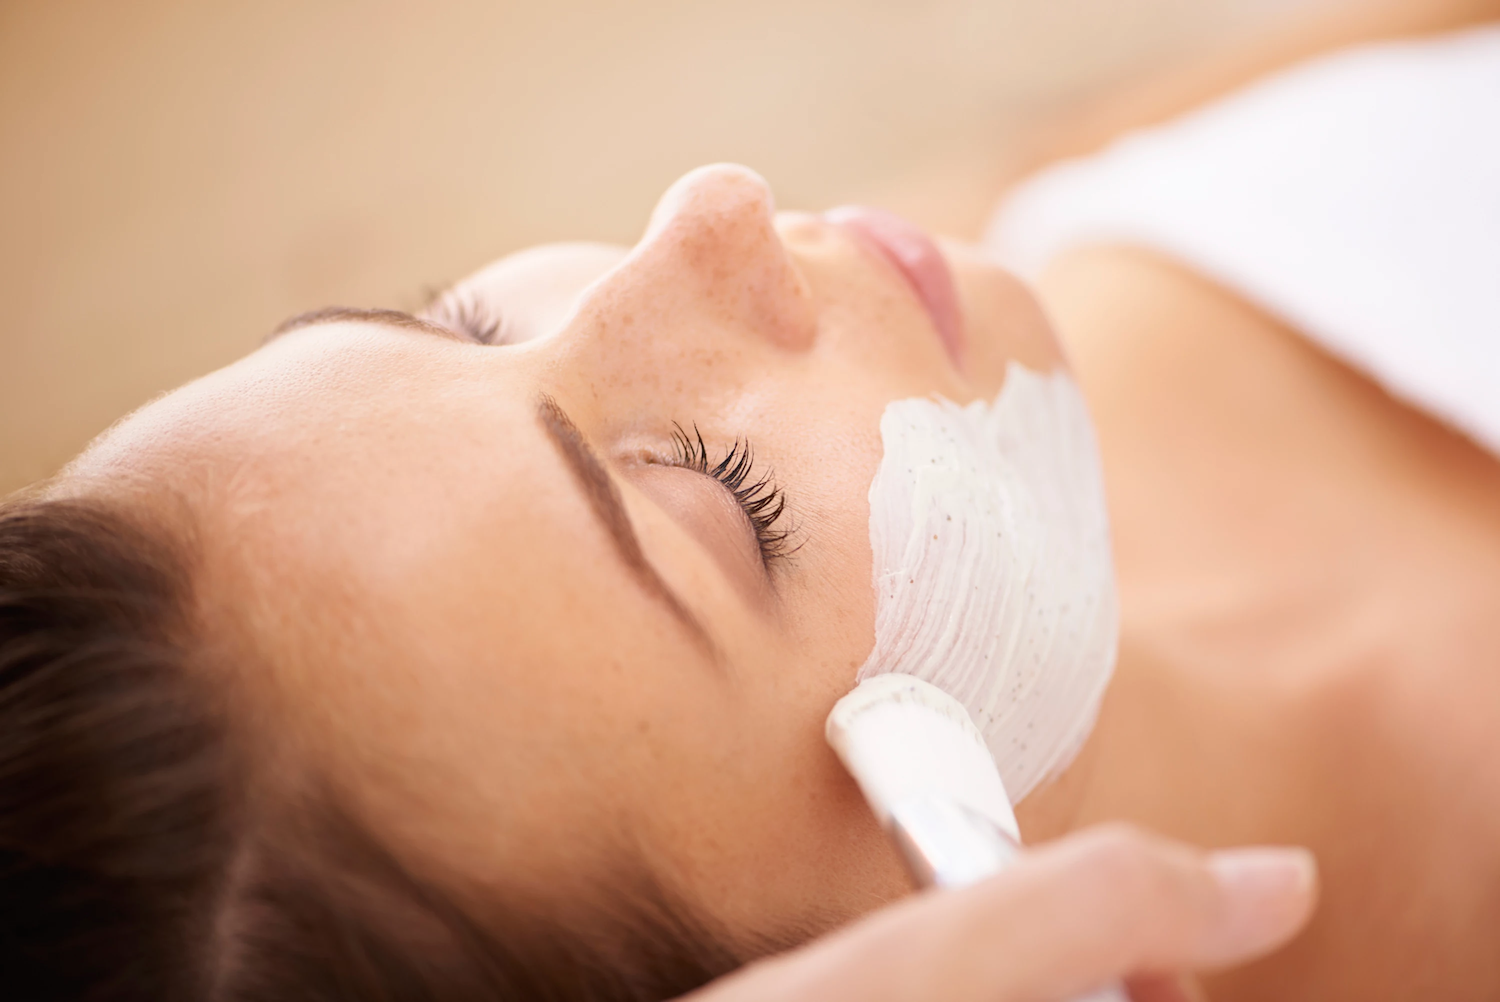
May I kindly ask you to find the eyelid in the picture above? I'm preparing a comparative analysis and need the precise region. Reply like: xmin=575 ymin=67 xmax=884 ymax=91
xmin=662 ymin=425 xmax=796 ymax=569
xmin=537 ymin=396 xmax=716 ymax=653
xmin=420 ymin=286 xmax=506 ymax=345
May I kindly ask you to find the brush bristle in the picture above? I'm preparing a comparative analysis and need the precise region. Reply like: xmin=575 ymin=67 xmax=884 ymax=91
xmin=827 ymin=673 xmax=1019 ymax=840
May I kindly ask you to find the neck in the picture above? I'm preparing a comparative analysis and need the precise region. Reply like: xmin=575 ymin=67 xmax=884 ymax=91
xmin=1014 ymin=245 xmax=1500 ymax=1000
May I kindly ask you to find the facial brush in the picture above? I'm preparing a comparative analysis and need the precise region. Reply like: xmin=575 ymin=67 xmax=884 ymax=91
xmin=826 ymin=673 xmax=1128 ymax=1002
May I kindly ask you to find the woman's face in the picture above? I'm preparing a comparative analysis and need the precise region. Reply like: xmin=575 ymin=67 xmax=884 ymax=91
xmin=79 ymin=164 xmax=1065 ymax=946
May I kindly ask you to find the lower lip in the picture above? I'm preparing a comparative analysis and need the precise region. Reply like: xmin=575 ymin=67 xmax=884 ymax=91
xmin=824 ymin=205 xmax=965 ymax=368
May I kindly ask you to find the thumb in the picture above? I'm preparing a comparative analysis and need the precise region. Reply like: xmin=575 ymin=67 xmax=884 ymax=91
xmin=970 ymin=825 xmax=1319 ymax=993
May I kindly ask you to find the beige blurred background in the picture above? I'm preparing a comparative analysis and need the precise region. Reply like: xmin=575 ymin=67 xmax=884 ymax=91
xmin=1 ymin=0 xmax=1336 ymax=494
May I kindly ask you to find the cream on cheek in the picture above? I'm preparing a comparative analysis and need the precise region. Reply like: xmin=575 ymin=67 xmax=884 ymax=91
xmin=856 ymin=362 xmax=1119 ymax=803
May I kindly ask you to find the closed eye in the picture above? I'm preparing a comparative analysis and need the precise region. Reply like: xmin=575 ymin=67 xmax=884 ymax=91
xmin=666 ymin=425 xmax=797 ymax=568
xmin=421 ymin=286 xmax=507 ymax=345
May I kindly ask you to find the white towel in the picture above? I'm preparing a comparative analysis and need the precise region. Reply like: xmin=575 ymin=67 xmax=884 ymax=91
xmin=987 ymin=26 xmax=1500 ymax=457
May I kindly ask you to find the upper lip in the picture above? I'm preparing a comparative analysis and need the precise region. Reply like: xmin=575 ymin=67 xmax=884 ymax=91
xmin=822 ymin=205 xmax=965 ymax=369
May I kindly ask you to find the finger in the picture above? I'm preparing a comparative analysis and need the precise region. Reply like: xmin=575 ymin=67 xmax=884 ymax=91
xmin=697 ymin=824 xmax=1316 ymax=1002
xmin=962 ymin=827 xmax=1318 ymax=995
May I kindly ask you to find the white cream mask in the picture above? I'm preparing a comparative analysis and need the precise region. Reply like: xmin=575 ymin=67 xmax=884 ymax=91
xmin=857 ymin=362 xmax=1119 ymax=802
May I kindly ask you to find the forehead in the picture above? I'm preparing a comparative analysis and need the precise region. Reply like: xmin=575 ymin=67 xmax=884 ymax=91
xmin=77 ymin=323 xmax=574 ymax=661
xmin=74 ymin=323 xmax=735 ymax=883
xmin=86 ymin=322 xmax=526 ymax=496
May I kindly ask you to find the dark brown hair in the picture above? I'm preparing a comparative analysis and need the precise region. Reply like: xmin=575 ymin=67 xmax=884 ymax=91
xmin=0 ymin=494 xmax=742 ymax=1001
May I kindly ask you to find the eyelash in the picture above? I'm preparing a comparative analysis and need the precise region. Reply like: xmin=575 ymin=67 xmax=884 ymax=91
xmin=420 ymin=288 xmax=795 ymax=564
xmin=669 ymin=425 xmax=796 ymax=567
xmin=421 ymin=286 xmax=505 ymax=345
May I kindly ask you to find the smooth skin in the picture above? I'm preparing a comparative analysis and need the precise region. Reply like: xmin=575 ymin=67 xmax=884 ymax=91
xmin=856 ymin=1 xmax=1500 ymax=995
xmin=60 ymin=4 xmax=1500 ymax=997
xmin=976 ymin=3 xmax=1500 ymax=999
xmin=1033 ymin=248 xmax=1500 ymax=1001
xmin=64 ymin=162 xmax=1325 ymax=1000
xmin=67 ymin=164 xmax=1076 ymax=956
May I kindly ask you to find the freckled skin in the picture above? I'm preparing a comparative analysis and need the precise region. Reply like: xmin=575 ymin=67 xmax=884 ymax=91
xmin=68 ymin=165 xmax=1066 ymax=952
xmin=62 ymin=147 xmax=1500 ymax=997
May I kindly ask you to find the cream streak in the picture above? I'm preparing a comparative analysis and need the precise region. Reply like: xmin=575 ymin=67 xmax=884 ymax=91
xmin=857 ymin=363 xmax=1118 ymax=803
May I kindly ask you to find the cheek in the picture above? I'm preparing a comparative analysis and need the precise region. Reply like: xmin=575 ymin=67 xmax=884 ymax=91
xmin=640 ymin=411 xmax=912 ymax=936
xmin=765 ymin=389 xmax=886 ymax=679
xmin=650 ymin=631 xmax=915 ymax=941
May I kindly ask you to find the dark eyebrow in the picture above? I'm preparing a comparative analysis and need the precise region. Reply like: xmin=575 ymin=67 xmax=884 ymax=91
xmin=535 ymin=396 xmax=717 ymax=658
xmin=265 ymin=306 xmax=468 ymax=345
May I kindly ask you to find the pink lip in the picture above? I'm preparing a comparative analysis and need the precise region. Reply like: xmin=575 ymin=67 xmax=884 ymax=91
xmin=824 ymin=205 xmax=965 ymax=368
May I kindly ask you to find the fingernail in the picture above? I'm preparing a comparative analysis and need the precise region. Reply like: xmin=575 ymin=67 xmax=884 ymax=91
xmin=1201 ymin=847 xmax=1317 ymax=965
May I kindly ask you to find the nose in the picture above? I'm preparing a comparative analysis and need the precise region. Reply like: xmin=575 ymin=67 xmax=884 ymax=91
xmin=580 ymin=164 xmax=817 ymax=351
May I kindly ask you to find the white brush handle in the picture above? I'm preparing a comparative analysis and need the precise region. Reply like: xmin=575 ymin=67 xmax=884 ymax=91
xmin=888 ymin=796 xmax=1130 ymax=1002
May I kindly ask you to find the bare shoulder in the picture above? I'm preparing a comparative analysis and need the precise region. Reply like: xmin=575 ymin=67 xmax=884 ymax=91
xmin=1045 ymin=245 xmax=1500 ymax=1001
xmin=1039 ymin=246 xmax=1500 ymax=784
xmin=1035 ymin=243 xmax=1500 ymax=592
